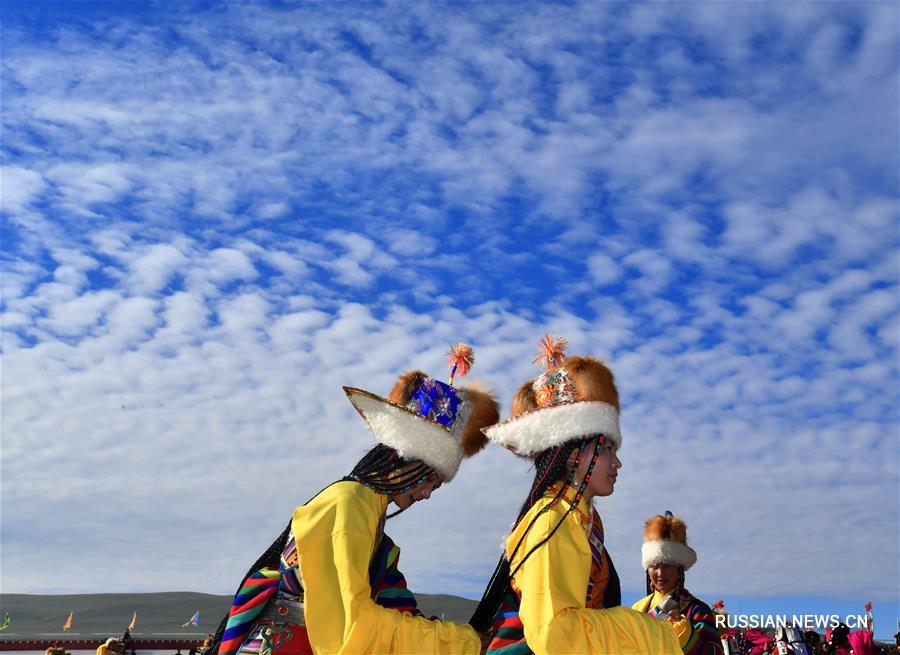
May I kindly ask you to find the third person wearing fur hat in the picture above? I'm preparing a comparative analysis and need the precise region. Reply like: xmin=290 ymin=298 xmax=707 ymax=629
xmin=470 ymin=336 xmax=688 ymax=655
xmin=632 ymin=512 xmax=723 ymax=655
xmin=209 ymin=344 xmax=500 ymax=655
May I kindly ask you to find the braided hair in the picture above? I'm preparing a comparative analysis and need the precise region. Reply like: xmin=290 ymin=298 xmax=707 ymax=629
xmin=208 ymin=444 xmax=436 ymax=653
xmin=344 ymin=444 xmax=439 ymax=518
xmin=469 ymin=434 xmax=605 ymax=633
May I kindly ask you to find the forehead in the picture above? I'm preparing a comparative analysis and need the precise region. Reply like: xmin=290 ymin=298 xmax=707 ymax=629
xmin=649 ymin=562 xmax=680 ymax=571
xmin=597 ymin=435 xmax=617 ymax=451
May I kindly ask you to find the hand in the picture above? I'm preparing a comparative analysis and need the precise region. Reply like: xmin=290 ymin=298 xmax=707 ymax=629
xmin=666 ymin=610 xmax=685 ymax=622
xmin=478 ymin=629 xmax=494 ymax=653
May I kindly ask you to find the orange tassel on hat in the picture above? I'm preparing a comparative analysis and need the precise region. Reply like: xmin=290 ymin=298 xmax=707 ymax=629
xmin=446 ymin=343 xmax=475 ymax=385
xmin=532 ymin=334 xmax=569 ymax=370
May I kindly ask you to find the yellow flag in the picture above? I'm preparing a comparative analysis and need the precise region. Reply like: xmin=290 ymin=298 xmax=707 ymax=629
xmin=62 ymin=611 xmax=73 ymax=631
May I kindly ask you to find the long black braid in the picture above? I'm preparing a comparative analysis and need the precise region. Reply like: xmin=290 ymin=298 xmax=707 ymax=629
xmin=207 ymin=519 xmax=292 ymax=655
xmin=208 ymin=444 xmax=436 ymax=653
xmin=469 ymin=435 xmax=605 ymax=633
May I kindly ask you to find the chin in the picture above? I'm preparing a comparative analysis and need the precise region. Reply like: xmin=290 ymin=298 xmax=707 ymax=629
xmin=593 ymin=481 xmax=615 ymax=497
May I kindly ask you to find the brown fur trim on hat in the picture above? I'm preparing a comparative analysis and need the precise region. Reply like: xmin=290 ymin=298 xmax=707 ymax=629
xmin=458 ymin=383 xmax=500 ymax=457
xmin=565 ymin=356 xmax=620 ymax=411
xmin=388 ymin=370 xmax=428 ymax=405
xmin=644 ymin=514 xmax=689 ymax=545
xmin=511 ymin=378 xmax=539 ymax=417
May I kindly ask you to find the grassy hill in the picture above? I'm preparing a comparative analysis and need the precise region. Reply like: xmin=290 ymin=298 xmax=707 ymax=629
xmin=0 ymin=592 xmax=478 ymax=638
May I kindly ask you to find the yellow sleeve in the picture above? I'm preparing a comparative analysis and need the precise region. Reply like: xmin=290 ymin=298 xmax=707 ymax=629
xmin=670 ymin=617 xmax=693 ymax=649
xmin=293 ymin=482 xmax=480 ymax=655
xmin=510 ymin=503 xmax=682 ymax=655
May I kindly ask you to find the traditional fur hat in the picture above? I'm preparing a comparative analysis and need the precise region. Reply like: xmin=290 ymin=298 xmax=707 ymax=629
xmin=641 ymin=511 xmax=697 ymax=571
xmin=482 ymin=335 xmax=621 ymax=456
xmin=344 ymin=343 xmax=499 ymax=481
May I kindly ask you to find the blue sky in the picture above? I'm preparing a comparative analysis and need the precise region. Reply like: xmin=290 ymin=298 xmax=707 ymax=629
xmin=2 ymin=0 xmax=898 ymax=640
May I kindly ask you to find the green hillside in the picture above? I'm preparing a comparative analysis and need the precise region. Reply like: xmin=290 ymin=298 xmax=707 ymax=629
xmin=0 ymin=593 xmax=478 ymax=638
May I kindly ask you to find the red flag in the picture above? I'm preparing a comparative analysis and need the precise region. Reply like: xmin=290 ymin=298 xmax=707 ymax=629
xmin=864 ymin=601 xmax=872 ymax=612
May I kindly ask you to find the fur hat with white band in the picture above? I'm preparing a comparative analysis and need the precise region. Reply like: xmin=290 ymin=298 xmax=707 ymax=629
xmin=344 ymin=343 xmax=499 ymax=481
xmin=641 ymin=511 xmax=697 ymax=571
xmin=482 ymin=335 xmax=621 ymax=456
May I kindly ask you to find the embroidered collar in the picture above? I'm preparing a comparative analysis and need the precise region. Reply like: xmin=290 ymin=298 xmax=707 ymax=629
xmin=545 ymin=483 xmax=592 ymax=526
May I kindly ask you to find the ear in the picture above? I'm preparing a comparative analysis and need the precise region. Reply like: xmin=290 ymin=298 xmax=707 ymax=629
xmin=669 ymin=516 xmax=688 ymax=544
xmin=565 ymin=356 xmax=620 ymax=410
xmin=644 ymin=514 xmax=668 ymax=541
xmin=511 ymin=378 xmax=538 ymax=417
xmin=458 ymin=383 xmax=500 ymax=457
xmin=388 ymin=370 xmax=427 ymax=404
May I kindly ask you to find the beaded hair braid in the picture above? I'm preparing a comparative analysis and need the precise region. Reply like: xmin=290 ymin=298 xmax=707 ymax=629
xmin=469 ymin=434 xmax=605 ymax=633
xmin=344 ymin=443 xmax=438 ymax=518
xmin=208 ymin=444 xmax=434 ymax=653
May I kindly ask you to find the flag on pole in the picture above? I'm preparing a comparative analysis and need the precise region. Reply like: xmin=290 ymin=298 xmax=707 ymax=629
xmin=864 ymin=601 xmax=872 ymax=612
xmin=182 ymin=611 xmax=200 ymax=627
xmin=0 ymin=613 xmax=10 ymax=632
xmin=128 ymin=611 xmax=137 ymax=630
xmin=63 ymin=612 xmax=73 ymax=631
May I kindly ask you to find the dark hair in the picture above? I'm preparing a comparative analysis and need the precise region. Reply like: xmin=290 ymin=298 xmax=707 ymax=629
xmin=344 ymin=444 xmax=438 ymax=518
xmin=469 ymin=435 xmax=604 ymax=633
xmin=208 ymin=444 xmax=435 ymax=653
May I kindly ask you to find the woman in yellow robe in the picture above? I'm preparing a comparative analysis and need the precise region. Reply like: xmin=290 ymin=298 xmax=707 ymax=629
xmin=211 ymin=346 xmax=499 ymax=655
xmin=471 ymin=336 xmax=690 ymax=655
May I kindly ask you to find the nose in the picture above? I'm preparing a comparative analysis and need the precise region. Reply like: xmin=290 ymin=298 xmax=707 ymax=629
xmin=613 ymin=453 xmax=622 ymax=469
xmin=420 ymin=485 xmax=433 ymax=500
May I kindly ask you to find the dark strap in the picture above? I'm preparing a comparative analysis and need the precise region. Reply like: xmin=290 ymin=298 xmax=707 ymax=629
xmin=602 ymin=549 xmax=621 ymax=607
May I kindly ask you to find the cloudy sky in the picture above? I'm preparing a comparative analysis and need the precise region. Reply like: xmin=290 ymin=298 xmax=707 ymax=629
xmin=2 ymin=0 xmax=898 ymax=636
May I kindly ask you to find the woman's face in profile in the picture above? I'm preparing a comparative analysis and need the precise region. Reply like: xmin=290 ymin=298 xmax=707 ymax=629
xmin=390 ymin=467 xmax=443 ymax=509
xmin=570 ymin=436 xmax=621 ymax=499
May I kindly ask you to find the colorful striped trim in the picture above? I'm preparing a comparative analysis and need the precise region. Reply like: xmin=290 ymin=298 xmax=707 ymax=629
xmin=220 ymin=569 xmax=281 ymax=655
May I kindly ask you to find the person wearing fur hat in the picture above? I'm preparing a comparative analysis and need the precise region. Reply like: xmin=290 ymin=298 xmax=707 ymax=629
xmin=632 ymin=512 xmax=724 ymax=655
xmin=470 ymin=336 xmax=687 ymax=655
xmin=209 ymin=344 xmax=500 ymax=655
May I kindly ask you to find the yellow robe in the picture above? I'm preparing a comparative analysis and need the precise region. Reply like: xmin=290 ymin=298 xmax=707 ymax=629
xmin=632 ymin=591 xmax=669 ymax=613
xmin=508 ymin=491 xmax=684 ymax=655
xmin=292 ymin=480 xmax=480 ymax=655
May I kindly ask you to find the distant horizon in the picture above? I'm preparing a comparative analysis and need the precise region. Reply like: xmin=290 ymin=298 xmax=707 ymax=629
xmin=1 ymin=590 xmax=896 ymax=642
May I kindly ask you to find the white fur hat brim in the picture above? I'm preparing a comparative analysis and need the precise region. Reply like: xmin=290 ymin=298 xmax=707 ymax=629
xmin=482 ymin=400 xmax=621 ymax=456
xmin=344 ymin=386 xmax=466 ymax=481
xmin=642 ymin=540 xmax=697 ymax=571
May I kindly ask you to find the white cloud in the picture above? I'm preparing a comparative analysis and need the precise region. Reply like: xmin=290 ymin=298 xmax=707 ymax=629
xmin=47 ymin=162 xmax=137 ymax=208
xmin=587 ymin=253 xmax=621 ymax=286
xmin=128 ymin=242 xmax=189 ymax=295
xmin=187 ymin=248 xmax=258 ymax=294
xmin=37 ymin=289 xmax=120 ymax=336
xmin=1 ymin=165 xmax=46 ymax=212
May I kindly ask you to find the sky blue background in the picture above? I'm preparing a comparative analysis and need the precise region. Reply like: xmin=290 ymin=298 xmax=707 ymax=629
xmin=2 ymin=0 xmax=898 ymax=641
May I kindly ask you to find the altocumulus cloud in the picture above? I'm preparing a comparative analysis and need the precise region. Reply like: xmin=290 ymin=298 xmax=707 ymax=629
xmin=1 ymin=0 xmax=897 ymax=616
